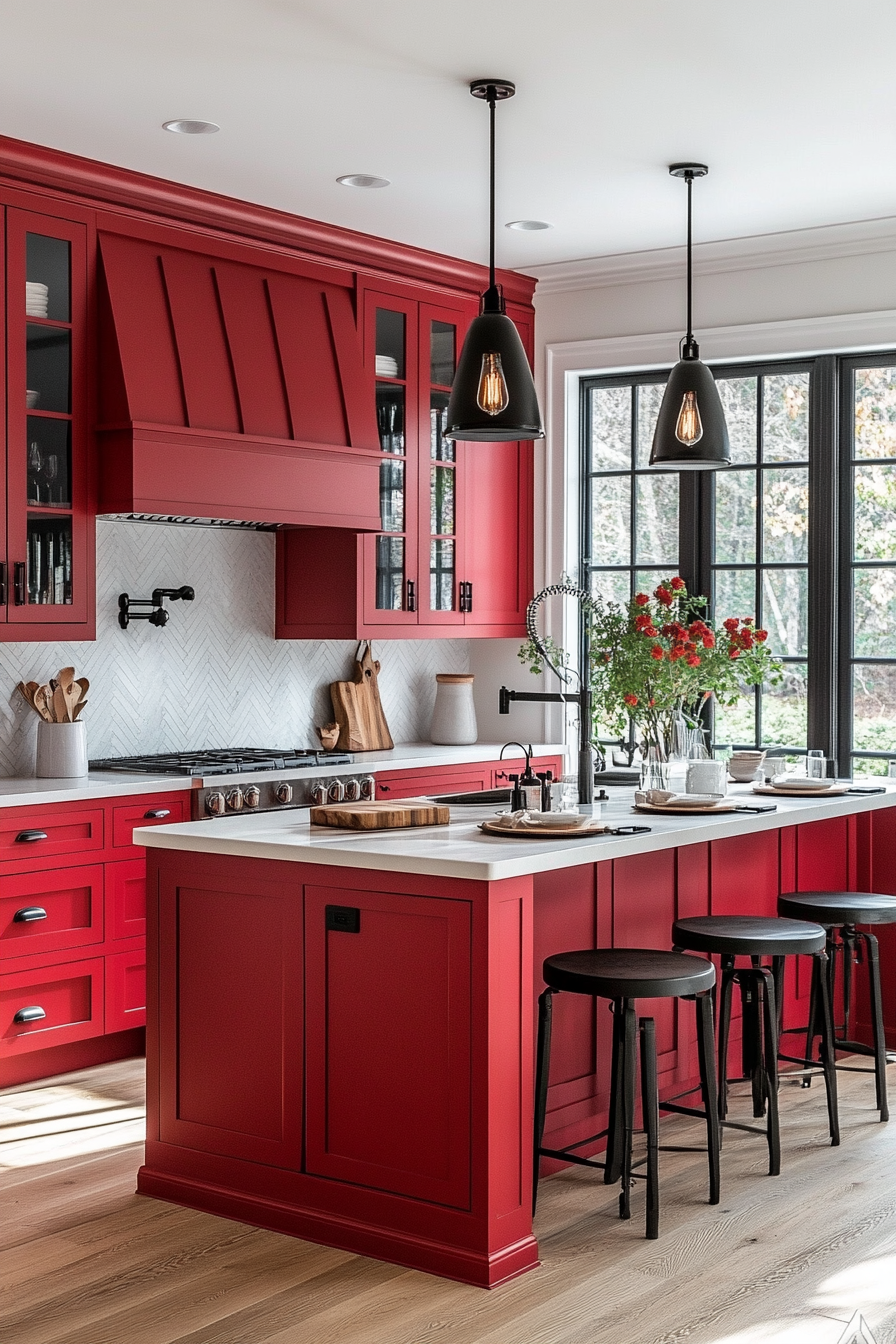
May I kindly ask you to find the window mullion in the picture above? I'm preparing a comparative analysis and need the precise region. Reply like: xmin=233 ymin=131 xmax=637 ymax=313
xmin=807 ymin=355 xmax=839 ymax=761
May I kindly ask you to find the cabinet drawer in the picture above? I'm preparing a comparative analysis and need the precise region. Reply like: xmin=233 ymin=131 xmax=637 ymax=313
xmin=0 ymin=808 xmax=103 ymax=864
xmin=374 ymin=771 xmax=487 ymax=800
xmin=1 ymin=865 xmax=104 ymax=962
xmin=105 ymin=950 xmax=146 ymax=1033
xmin=106 ymin=859 xmax=147 ymax=941
xmin=1 ymin=956 xmax=104 ymax=1054
xmin=112 ymin=795 xmax=189 ymax=852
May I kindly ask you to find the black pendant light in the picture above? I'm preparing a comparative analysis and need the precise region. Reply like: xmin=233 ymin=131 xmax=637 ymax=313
xmin=649 ymin=164 xmax=730 ymax=470
xmin=445 ymin=80 xmax=544 ymax=443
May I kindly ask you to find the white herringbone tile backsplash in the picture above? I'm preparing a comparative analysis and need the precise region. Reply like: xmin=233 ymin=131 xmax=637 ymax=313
xmin=0 ymin=521 xmax=471 ymax=776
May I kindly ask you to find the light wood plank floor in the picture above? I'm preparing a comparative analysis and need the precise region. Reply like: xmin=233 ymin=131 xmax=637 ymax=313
xmin=2 ymin=1058 xmax=895 ymax=1344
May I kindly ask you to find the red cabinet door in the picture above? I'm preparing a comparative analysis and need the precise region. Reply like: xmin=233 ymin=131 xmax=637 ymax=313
xmin=1 ymin=863 xmax=104 ymax=962
xmin=157 ymin=860 xmax=303 ymax=1168
xmin=5 ymin=205 xmax=92 ymax=633
xmin=106 ymin=858 xmax=147 ymax=941
xmin=105 ymin=948 xmax=146 ymax=1032
xmin=304 ymin=884 xmax=472 ymax=1207
xmin=111 ymin=792 xmax=190 ymax=855
xmin=1 ymin=955 xmax=104 ymax=1055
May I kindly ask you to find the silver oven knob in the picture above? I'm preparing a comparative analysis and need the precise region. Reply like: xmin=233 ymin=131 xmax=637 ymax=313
xmin=344 ymin=777 xmax=361 ymax=802
xmin=226 ymin=788 xmax=244 ymax=811
xmin=327 ymin=778 xmax=345 ymax=803
xmin=244 ymin=785 xmax=261 ymax=809
xmin=359 ymin=775 xmax=376 ymax=801
xmin=206 ymin=791 xmax=226 ymax=817
xmin=275 ymin=781 xmax=294 ymax=805
xmin=309 ymin=780 xmax=326 ymax=806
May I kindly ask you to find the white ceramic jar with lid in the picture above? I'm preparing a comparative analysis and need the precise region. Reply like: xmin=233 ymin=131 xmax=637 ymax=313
xmin=430 ymin=674 xmax=478 ymax=745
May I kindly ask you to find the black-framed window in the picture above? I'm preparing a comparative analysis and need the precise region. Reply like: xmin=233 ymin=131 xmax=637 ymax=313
xmin=581 ymin=353 xmax=896 ymax=776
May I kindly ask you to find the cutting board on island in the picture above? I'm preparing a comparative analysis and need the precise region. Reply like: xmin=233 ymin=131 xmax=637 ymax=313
xmin=329 ymin=641 xmax=394 ymax=752
xmin=310 ymin=798 xmax=449 ymax=830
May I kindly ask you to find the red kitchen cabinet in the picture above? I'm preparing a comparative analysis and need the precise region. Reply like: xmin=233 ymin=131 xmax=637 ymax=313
xmin=1 ymin=195 xmax=94 ymax=638
xmin=156 ymin=857 xmax=304 ymax=1168
xmin=1 ymin=955 xmax=104 ymax=1055
xmin=105 ymin=948 xmax=146 ymax=1032
xmin=275 ymin=284 xmax=534 ymax=639
xmin=106 ymin=859 xmax=147 ymax=940
xmin=0 ymin=864 xmax=104 ymax=962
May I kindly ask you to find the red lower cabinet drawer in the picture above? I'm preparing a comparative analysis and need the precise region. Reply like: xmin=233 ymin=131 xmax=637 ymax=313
xmin=105 ymin=950 xmax=146 ymax=1033
xmin=106 ymin=860 xmax=147 ymax=940
xmin=0 ymin=808 xmax=104 ymax=865
xmin=374 ymin=771 xmax=487 ymax=800
xmin=1 ymin=864 xmax=105 ymax=962
xmin=1 ymin=957 xmax=104 ymax=1054
xmin=112 ymin=795 xmax=190 ymax=853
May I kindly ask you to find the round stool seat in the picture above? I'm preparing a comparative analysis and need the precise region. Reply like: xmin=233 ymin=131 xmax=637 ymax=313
xmin=778 ymin=890 xmax=896 ymax=926
xmin=673 ymin=915 xmax=826 ymax=958
xmin=543 ymin=948 xmax=715 ymax=999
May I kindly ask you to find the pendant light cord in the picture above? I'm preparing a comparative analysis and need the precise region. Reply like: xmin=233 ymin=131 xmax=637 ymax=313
xmin=488 ymin=88 xmax=496 ymax=291
xmin=682 ymin=169 xmax=698 ymax=359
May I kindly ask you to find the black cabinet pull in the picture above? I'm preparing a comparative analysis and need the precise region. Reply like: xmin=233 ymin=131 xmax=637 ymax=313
xmin=13 ymin=562 xmax=25 ymax=606
xmin=13 ymin=906 xmax=48 ymax=923
xmin=15 ymin=829 xmax=48 ymax=843
xmin=406 ymin=579 xmax=416 ymax=612
xmin=13 ymin=1005 xmax=46 ymax=1024
xmin=326 ymin=905 xmax=361 ymax=934
xmin=378 ymin=783 xmax=391 ymax=793
xmin=0 ymin=562 xmax=6 ymax=606
xmin=143 ymin=809 xmax=171 ymax=820
xmin=459 ymin=580 xmax=474 ymax=613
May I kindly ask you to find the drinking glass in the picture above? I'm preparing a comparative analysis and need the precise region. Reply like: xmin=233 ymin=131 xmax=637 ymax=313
xmin=806 ymin=750 xmax=828 ymax=779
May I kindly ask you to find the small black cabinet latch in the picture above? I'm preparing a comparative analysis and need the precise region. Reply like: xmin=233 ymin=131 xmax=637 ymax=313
xmin=326 ymin=905 xmax=361 ymax=934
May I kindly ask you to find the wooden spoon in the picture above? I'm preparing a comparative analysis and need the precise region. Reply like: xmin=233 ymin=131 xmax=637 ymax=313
xmin=56 ymin=667 xmax=75 ymax=691
xmin=73 ymin=698 xmax=88 ymax=721
xmin=33 ymin=685 xmax=53 ymax=722
xmin=52 ymin=685 xmax=68 ymax=723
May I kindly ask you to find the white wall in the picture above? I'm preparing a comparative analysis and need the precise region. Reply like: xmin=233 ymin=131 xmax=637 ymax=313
xmin=0 ymin=521 xmax=470 ymax=777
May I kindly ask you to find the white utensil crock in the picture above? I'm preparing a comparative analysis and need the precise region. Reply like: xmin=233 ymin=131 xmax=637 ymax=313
xmin=36 ymin=720 xmax=88 ymax=778
xmin=430 ymin=674 xmax=478 ymax=745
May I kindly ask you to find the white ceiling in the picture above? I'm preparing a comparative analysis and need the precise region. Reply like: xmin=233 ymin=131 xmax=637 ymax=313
xmin=4 ymin=0 xmax=896 ymax=270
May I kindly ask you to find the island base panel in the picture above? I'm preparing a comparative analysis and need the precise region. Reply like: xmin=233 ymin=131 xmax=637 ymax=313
xmin=137 ymin=1164 xmax=538 ymax=1287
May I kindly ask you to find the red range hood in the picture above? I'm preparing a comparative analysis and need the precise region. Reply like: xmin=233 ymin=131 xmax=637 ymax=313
xmin=96 ymin=228 xmax=382 ymax=529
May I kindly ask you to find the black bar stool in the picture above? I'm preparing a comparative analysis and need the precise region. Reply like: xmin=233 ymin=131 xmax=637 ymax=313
xmin=671 ymin=915 xmax=839 ymax=1175
xmin=533 ymin=948 xmax=719 ymax=1240
xmin=778 ymin=891 xmax=896 ymax=1121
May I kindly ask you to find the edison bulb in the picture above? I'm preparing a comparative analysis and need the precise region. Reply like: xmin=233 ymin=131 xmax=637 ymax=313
xmin=477 ymin=352 xmax=509 ymax=416
xmin=675 ymin=389 xmax=703 ymax=446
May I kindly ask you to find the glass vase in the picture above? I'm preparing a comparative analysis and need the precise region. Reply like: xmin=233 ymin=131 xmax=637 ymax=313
xmin=639 ymin=742 xmax=671 ymax=793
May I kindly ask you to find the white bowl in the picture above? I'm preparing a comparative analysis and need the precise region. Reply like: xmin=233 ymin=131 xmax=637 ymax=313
xmin=26 ymin=389 xmax=39 ymax=408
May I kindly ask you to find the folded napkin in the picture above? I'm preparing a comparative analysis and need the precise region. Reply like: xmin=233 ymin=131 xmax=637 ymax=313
xmin=634 ymin=789 xmax=724 ymax=808
xmin=489 ymin=809 xmax=594 ymax=831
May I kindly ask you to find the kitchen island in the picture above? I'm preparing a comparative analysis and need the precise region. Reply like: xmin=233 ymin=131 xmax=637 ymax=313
xmin=137 ymin=785 xmax=896 ymax=1287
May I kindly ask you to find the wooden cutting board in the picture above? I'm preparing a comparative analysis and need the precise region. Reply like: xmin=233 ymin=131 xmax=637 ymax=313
xmin=329 ymin=641 xmax=394 ymax=752
xmin=310 ymin=798 xmax=450 ymax=830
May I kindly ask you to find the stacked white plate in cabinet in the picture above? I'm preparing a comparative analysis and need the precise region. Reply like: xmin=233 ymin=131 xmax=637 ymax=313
xmin=26 ymin=281 xmax=48 ymax=317
xmin=375 ymin=355 xmax=399 ymax=377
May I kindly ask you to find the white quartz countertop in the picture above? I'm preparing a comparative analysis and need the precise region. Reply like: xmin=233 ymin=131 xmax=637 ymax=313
xmin=137 ymin=783 xmax=896 ymax=882
xmin=0 ymin=743 xmax=564 ymax=810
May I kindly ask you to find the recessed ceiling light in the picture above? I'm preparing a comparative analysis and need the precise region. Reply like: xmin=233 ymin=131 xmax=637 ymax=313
xmin=505 ymin=219 xmax=552 ymax=231
xmin=163 ymin=120 xmax=220 ymax=135
xmin=337 ymin=174 xmax=390 ymax=189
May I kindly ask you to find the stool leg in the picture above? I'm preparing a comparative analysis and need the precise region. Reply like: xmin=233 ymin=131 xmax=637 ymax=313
xmin=803 ymin=951 xmax=820 ymax=1086
xmin=619 ymin=1000 xmax=637 ymax=1222
xmin=695 ymin=990 xmax=721 ymax=1205
xmin=815 ymin=950 xmax=841 ymax=1146
xmin=841 ymin=926 xmax=856 ymax=1042
xmin=639 ymin=1017 xmax=659 ymax=1239
xmin=771 ymin=954 xmax=785 ymax=1039
xmin=718 ymin=957 xmax=736 ymax=1122
xmin=605 ymin=999 xmax=626 ymax=1185
xmin=860 ymin=929 xmax=889 ymax=1122
xmin=532 ymin=988 xmax=553 ymax=1215
xmin=757 ymin=967 xmax=781 ymax=1177
xmin=742 ymin=960 xmax=765 ymax=1118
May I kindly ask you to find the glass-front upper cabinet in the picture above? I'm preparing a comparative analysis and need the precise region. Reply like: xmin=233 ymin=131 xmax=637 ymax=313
xmin=4 ymin=206 xmax=90 ymax=630
xmin=423 ymin=312 xmax=461 ymax=623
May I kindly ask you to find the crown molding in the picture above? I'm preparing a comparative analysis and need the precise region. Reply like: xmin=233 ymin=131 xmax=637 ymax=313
xmin=525 ymin=216 xmax=896 ymax=295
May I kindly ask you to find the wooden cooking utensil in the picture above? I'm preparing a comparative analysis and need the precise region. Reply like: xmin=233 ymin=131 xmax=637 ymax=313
xmin=73 ymin=698 xmax=88 ymax=721
xmin=56 ymin=666 xmax=75 ymax=691
xmin=33 ymin=685 xmax=53 ymax=722
xmin=52 ymin=685 xmax=68 ymax=723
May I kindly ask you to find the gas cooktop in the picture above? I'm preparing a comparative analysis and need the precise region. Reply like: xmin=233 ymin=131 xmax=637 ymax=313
xmin=89 ymin=748 xmax=354 ymax=777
